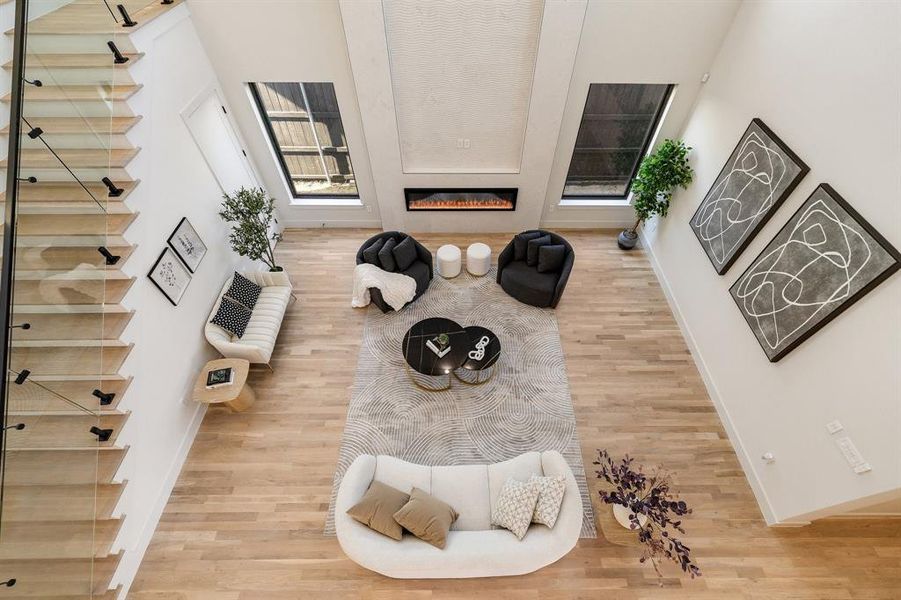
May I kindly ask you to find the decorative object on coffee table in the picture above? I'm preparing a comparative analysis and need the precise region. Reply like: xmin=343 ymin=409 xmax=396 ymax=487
xmin=594 ymin=449 xmax=700 ymax=582
xmin=455 ymin=325 xmax=500 ymax=385
xmin=619 ymin=139 xmax=694 ymax=250
xmin=193 ymin=358 xmax=255 ymax=412
xmin=355 ymin=231 xmax=433 ymax=313
xmin=730 ymin=183 xmax=900 ymax=362
xmin=402 ymin=317 xmax=468 ymax=391
xmin=437 ymin=244 xmax=462 ymax=278
xmin=690 ymin=118 xmax=808 ymax=273
xmin=466 ymin=242 xmax=491 ymax=276
xmin=497 ymin=229 xmax=574 ymax=308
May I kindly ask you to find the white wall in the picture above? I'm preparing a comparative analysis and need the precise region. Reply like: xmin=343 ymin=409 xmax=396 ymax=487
xmin=187 ymin=0 xmax=381 ymax=229
xmin=341 ymin=0 xmax=587 ymax=233
xmin=642 ymin=0 xmax=901 ymax=524
xmin=186 ymin=0 xmax=739 ymax=233
xmin=541 ymin=0 xmax=740 ymax=229
xmin=109 ymin=5 xmax=255 ymax=594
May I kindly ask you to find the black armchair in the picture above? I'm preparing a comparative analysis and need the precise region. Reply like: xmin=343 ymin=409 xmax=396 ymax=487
xmin=497 ymin=229 xmax=574 ymax=308
xmin=356 ymin=231 xmax=433 ymax=313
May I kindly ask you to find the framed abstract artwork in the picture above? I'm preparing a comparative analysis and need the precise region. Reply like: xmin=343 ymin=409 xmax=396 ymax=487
xmin=729 ymin=184 xmax=900 ymax=362
xmin=690 ymin=118 xmax=809 ymax=275
xmin=148 ymin=247 xmax=192 ymax=306
xmin=167 ymin=217 xmax=207 ymax=273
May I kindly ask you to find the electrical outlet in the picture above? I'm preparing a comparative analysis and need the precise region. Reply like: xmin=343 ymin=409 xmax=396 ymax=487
xmin=456 ymin=138 xmax=464 ymax=149
xmin=825 ymin=420 xmax=844 ymax=434
xmin=463 ymin=138 xmax=471 ymax=149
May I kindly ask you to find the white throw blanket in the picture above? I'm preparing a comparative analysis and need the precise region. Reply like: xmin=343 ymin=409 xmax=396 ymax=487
xmin=352 ymin=263 xmax=417 ymax=311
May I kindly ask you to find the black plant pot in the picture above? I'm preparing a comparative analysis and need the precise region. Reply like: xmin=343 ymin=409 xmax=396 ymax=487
xmin=269 ymin=266 xmax=284 ymax=272
xmin=617 ymin=229 xmax=638 ymax=250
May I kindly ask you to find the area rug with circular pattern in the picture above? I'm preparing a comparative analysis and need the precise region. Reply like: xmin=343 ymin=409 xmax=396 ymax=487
xmin=326 ymin=267 xmax=596 ymax=537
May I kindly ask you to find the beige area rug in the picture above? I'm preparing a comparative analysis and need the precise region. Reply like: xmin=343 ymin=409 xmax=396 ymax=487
xmin=326 ymin=267 xmax=596 ymax=537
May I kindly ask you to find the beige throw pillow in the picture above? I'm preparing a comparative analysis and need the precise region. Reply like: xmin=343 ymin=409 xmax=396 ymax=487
xmin=529 ymin=474 xmax=566 ymax=527
xmin=346 ymin=480 xmax=410 ymax=540
xmin=393 ymin=487 xmax=458 ymax=549
xmin=491 ymin=478 xmax=540 ymax=540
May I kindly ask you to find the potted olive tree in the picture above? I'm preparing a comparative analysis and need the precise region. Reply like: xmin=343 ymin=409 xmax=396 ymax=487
xmin=618 ymin=139 xmax=693 ymax=250
xmin=219 ymin=187 xmax=284 ymax=271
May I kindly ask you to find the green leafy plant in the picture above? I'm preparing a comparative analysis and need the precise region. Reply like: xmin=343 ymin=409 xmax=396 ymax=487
xmin=627 ymin=139 xmax=694 ymax=234
xmin=219 ymin=187 xmax=283 ymax=271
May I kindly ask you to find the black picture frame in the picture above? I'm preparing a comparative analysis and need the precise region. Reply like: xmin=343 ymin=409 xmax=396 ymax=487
xmin=729 ymin=183 xmax=900 ymax=362
xmin=167 ymin=217 xmax=207 ymax=273
xmin=690 ymin=118 xmax=809 ymax=275
xmin=148 ymin=247 xmax=192 ymax=306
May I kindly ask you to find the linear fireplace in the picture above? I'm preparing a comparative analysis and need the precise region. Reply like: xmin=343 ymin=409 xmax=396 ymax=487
xmin=405 ymin=188 xmax=517 ymax=211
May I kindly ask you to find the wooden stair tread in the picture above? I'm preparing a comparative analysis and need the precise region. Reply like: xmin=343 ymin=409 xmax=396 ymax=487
xmin=1 ymin=116 xmax=142 ymax=134
xmin=0 ymin=147 xmax=139 ymax=168
xmin=0 ymin=518 xmax=122 ymax=559
xmin=0 ymin=552 xmax=122 ymax=597
xmin=25 ymin=373 xmax=130 ymax=382
xmin=10 ymin=53 xmax=144 ymax=69
xmin=8 ymin=409 xmax=128 ymax=417
xmin=11 ymin=339 xmax=131 ymax=347
xmin=1 ymin=483 xmax=124 ymax=522
xmin=14 ymin=234 xmax=130 ymax=246
xmin=1 ymin=180 xmax=139 ymax=202
xmin=14 ymin=268 xmax=132 ymax=279
xmin=2 ymin=83 xmax=143 ymax=102
xmin=9 ymin=0 xmax=183 ymax=35
xmin=14 ymin=303 xmax=132 ymax=314
xmin=6 ymin=203 xmax=135 ymax=214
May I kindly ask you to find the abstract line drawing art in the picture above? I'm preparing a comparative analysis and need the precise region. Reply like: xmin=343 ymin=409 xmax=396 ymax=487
xmin=148 ymin=247 xmax=192 ymax=306
xmin=691 ymin=118 xmax=809 ymax=274
xmin=730 ymin=184 xmax=900 ymax=362
xmin=167 ymin=217 xmax=207 ymax=273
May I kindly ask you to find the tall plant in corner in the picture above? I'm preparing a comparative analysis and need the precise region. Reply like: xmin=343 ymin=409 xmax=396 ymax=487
xmin=219 ymin=187 xmax=284 ymax=271
xmin=618 ymin=139 xmax=693 ymax=250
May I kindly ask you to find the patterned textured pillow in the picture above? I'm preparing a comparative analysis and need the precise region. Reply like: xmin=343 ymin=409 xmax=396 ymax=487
xmin=210 ymin=296 xmax=253 ymax=338
xmin=225 ymin=272 xmax=262 ymax=309
xmin=528 ymin=474 xmax=566 ymax=527
xmin=491 ymin=478 xmax=540 ymax=540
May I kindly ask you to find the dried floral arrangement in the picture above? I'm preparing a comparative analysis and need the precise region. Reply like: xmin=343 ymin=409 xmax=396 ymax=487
xmin=595 ymin=449 xmax=701 ymax=581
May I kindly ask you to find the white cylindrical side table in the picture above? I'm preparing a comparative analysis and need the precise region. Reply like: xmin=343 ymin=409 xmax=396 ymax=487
xmin=466 ymin=243 xmax=491 ymax=276
xmin=436 ymin=244 xmax=462 ymax=278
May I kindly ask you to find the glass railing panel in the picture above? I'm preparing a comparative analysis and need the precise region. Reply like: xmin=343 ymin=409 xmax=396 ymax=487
xmin=0 ymin=0 xmax=123 ymax=595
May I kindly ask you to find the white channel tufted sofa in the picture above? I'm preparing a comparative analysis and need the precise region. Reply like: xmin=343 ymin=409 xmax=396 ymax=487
xmin=335 ymin=451 xmax=582 ymax=578
xmin=204 ymin=270 xmax=294 ymax=366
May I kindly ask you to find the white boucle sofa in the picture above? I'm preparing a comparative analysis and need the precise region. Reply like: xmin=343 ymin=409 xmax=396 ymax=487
xmin=335 ymin=451 xmax=582 ymax=579
xmin=204 ymin=270 xmax=293 ymax=366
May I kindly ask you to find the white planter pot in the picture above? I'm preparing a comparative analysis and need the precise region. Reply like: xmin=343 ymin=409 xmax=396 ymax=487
xmin=613 ymin=503 xmax=648 ymax=529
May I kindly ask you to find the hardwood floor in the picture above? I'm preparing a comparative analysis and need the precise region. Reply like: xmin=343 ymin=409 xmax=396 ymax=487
xmin=130 ymin=229 xmax=901 ymax=599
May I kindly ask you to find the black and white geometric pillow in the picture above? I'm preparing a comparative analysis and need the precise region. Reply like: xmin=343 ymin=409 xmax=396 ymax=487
xmin=210 ymin=296 xmax=253 ymax=338
xmin=225 ymin=272 xmax=262 ymax=309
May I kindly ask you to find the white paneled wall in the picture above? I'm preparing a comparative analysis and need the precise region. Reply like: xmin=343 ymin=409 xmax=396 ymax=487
xmin=383 ymin=0 xmax=543 ymax=174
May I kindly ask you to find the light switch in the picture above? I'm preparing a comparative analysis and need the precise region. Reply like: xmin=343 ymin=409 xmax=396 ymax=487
xmin=463 ymin=138 xmax=471 ymax=149
xmin=836 ymin=436 xmax=869 ymax=474
xmin=825 ymin=420 xmax=844 ymax=434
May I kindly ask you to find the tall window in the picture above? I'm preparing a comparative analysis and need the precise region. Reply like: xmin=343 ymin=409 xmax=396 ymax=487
xmin=250 ymin=82 xmax=358 ymax=198
xmin=563 ymin=83 xmax=673 ymax=199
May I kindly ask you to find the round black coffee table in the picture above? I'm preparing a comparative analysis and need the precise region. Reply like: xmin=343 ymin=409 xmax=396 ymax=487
xmin=455 ymin=325 xmax=501 ymax=385
xmin=402 ymin=317 xmax=469 ymax=391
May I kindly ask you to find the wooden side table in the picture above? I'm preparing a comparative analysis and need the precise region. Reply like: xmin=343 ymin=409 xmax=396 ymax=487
xmin=193 ymin=358 xmax=255 ymax=412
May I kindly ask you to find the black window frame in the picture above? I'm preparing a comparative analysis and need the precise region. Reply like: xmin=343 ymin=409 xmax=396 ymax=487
xmin=249 ymin=81 xmax=359 ymax=200
xmin=561 ymin=83 xmax=674 ymax=200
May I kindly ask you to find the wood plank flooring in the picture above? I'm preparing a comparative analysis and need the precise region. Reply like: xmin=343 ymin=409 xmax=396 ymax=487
xmin=130 ymin=229 xmax=901 ymax=599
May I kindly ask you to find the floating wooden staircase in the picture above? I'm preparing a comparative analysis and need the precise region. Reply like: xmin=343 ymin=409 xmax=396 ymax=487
xmin=0 ymin=0 xmax=182 ymax=596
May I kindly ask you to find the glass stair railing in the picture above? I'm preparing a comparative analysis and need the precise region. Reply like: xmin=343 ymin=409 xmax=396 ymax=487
xmin=0 ymin=0 xmax=159 ymax=596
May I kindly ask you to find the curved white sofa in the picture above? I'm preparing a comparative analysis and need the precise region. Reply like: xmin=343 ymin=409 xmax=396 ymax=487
xmin=335 ymin=451 xmax=582 ymax=578
xmin=204 ymin=270 xmax=293 ymax=366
